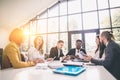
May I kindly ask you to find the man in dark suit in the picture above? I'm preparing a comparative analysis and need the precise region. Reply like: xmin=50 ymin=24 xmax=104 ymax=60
xmin=49 ymin=40 xmax=64 ymax=60
xmin=66 ymin=39 xmax=87 ymax=59
xmin=84 ymin=31 xmax=120 ymax=79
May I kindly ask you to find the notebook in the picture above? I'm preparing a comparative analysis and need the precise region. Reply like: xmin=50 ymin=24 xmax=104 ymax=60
xmin=53 ymin=66 xmax=86 ymax=76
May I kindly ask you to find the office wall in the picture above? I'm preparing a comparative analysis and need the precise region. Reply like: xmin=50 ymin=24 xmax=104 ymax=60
xmin=0 ymin=27 xmax=13 ymax=49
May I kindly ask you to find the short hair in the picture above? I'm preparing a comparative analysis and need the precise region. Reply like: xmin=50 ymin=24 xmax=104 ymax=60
xmin=101 ymin=31 xmax=115 ymax=41
xmin=76 ymin=39 xmax=82 ymax=43
xmin=57 ymin=40 xmax=64 ymax=43
xmin=9 ymin=28 xmax=24 ymax=46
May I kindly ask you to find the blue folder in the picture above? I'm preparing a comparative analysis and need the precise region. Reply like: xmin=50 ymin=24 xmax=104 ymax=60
xmin=53 ymin=66 xmax=86 ymax=76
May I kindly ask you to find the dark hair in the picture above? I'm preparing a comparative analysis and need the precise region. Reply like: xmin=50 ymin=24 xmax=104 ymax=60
xmin=57 ymin=40 xmax=64 ymax=43
xmin=95 ymin=35 xmax=100 ymax=53
xmin=101 ymin=31 xmax=115 ymax=41
xmin=95 ymin=35 xmax=106 ymax=58
xmin=76 ymin=39 xmax=82 ymax=43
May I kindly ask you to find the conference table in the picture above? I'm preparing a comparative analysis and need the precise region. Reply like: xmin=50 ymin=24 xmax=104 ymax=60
xmin=0 ymin=61 xmax=116 ymax=80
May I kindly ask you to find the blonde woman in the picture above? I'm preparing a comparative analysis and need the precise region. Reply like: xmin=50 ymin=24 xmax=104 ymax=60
xmin=28 ymin=36 xmax=45 ymax=62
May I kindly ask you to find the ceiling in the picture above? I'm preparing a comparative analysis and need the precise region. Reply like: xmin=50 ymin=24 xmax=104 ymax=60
xmin=0 ymin=0 xmax=57 ymax=30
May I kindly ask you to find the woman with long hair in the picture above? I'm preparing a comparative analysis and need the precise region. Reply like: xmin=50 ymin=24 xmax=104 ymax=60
xmin=28 ymin=36 xmax=45 ymax=62
xmin=94 ymin=35 xmax=106 ymax=59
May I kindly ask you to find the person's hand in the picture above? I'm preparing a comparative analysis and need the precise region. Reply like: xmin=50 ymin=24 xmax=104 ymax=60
xmin=46 ymin=58 xmax=53 ymax=61
xmin=75 ymin=55 xmax=80 ymax=59
xmin=38 ymin=58 xmax=45 ymax=63
xmin=33 ymin=58 xmax=40 ymax=64
xmin=83 ymin=55 xmax=92 ymax=61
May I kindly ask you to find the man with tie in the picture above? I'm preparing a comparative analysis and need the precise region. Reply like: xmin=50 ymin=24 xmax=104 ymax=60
xmin=66 ymin=39 xmax=87 ymax=59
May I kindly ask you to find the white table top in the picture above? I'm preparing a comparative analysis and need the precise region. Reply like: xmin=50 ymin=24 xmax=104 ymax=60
xmin=0 ymin=62 xmax=116 ymax=80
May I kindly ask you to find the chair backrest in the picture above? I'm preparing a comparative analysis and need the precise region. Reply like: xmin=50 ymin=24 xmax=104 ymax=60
xmin=0 ymin=48 xmax=3 ymax=69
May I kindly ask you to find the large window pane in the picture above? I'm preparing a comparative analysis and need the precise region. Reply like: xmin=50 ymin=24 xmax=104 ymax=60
xmin=99 ymin=10 xmax=110 ymax=28
xmin=48 ymin=34 xmax=58 ymax=53
xmin=71 ymin=34 xmax=82 ymax=48
xmin=37 ymin=19 xmax=47 ymax=33
xmin=48 ymin=17 xmax=59 ymax=33
xmin=60 ymin=33 xmax=68 ymax=55
xmin=110 ymin=0 xmax=120 ymax=8
xmin=60 ymin=1 xmax=67 ymax=15
xmin=111 ymin=9 xmax=120 ymax=27
xmin=68 ymin=0 xmax=81 ymax=14
xmin=85 ymin=33 xmax=96 ymax=56
xmin=68 ymin=14 xmax=82 ymax=31
xmin=83 ymin=12 xmax=98 ymax=30
xmin=98 ymin=0 xmax=108 ymax=9
xmin=39 ymin=12 xmax=47 ymax=19
xmin=48 ymin=4 xmax=58 ymax=17
xmin=41 ymin=34 xmax=47 ymax=54
xmin=30 ymin=21 xmax=37 ymax=34
xmin=60 ymin=16 xmax=67 ymax=32
xmin=113 ymin=28 xmax=120 ymax=44
xmin=82 ymin=0 xmax=97 ymax=12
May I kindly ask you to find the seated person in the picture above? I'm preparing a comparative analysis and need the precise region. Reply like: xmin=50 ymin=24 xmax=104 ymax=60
xmin=27 ymin=36 xmax=45 ymax=62
xmin=66 ymin=39 xmax=87 ymax=60
xmin=49 ymin=40 xmax=64 ymax=60
xmin=94 ymin=35 xmax=106 ymax=59
xmin=84 ymin=31 xmax=120 ymax=79
xmin=2 ymin=28 xmax=39 ymax=69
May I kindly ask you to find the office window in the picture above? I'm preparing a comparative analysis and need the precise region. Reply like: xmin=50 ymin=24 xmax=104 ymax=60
xmin=83 ymin=12 xmax=98 ymax=30
xmin=30 ymin=21 xmax=37 ymax=34
xmin=48 ymin=4 xmax=58 ymax=17
xmin=68 ymin=0 xmax=81 ymax=14
xmin=113 ymin=28 xmax=120 ymax=44
xmin=99 ymin=10 xmax=110 ymax=28
xmin=60 ymin=1 xmax=67 ymax=16
xmin=85 ymin=33 xmax=96 ymax=56
xmin=48 ymin=17 xmax=59 ymax=33
xmin=68 ymin=14 xmax=82 ymax=31
xmin=41 ymin=34 xmax=47 ymax=54
xmin=97 ymin=0 xmax=109 ymax=9
xmin=30 ymin=35 xmax=35 ymax=47
xmin=110 ymin=0 xmax=120 ymax=8
xmin=111 ymin=9 xmax=120 ymax=27
xmin=39 ymin=12 xmax=47 ymax=19
xmin=48 ymin=34 xmax=58 ymax=53
xmin=37 ymin=19 xmax=47 ymax=33
xmin=60 ymin=33 xmax=68 ymax=55
xmin=82 ymin=0 xmax=97 ymax=12
xmin=60 ymin=16 xmax=67 ymax=32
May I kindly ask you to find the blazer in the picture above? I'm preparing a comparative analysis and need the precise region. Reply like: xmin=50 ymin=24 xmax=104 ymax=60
xmin=66 ymin=48 xmax=87 ymax=56
xmin=91 ymin=40 xmax=120 ymax=79
xmin=2 ymin=42 xmax=35 ymax=69
xmin=49 ymin=47 xmax=64 ymax=60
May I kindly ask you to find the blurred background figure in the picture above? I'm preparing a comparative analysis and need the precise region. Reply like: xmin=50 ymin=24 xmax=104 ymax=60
xmin=49 ymin=40 xmax=64 ymax=60
xmin=2 ymin=28 xmax=39 ymax=69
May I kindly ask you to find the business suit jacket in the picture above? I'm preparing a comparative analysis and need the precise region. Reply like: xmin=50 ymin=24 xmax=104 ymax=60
xmin=49 ymin=47 xmax=64 ymax=60
xmin=66 ymin=48 xmax=87 ymax=56
xmin=91 ymin=40 xmax=120 ymax=79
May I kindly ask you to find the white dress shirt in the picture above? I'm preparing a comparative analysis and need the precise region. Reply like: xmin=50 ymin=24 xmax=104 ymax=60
xmin=28 ymin=47 xmax=44 ymax=61
xmin=75 ymin=49 xmax=85 ymax=59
